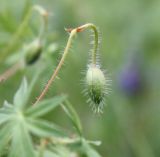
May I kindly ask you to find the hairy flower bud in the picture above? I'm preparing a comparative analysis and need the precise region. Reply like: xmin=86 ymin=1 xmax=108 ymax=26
xmin=24 ymin=39 xmax=42 ymax=65
xmin=86 ymin=64 xmax=107 ymax=112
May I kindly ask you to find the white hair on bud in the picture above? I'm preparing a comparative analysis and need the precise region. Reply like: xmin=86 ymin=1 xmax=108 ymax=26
xmin=83 ymin=63 xmax=111 ymax=113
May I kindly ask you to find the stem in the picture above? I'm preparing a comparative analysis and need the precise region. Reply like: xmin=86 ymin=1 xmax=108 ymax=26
xmin=67 ymin=23 xmax=99 ymax=65
xmin=38 ymin=15 xmax=48 ymax=40
xmin=33 ymin=29 xmax=77 ymax=105
xmin=91 ymin=24 xmax=98 ymax=64
xmin=0 ymin=61 xmax=23 ymax=83
xmin=82 ymin=24 xmax=98 ymax=64
xmin=33 ymin=5 xmax=48 ymax=40
xmin=33 ymin=23 xmax=99 ymax=105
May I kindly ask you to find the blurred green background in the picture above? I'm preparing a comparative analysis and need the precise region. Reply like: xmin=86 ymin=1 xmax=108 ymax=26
xmin=0 ymin=0 xmax=160 ymax=156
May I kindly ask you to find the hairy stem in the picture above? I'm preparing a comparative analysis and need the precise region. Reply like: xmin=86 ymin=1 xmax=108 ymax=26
xmin=67 ymin=23 xmax=99 ymax=65
xmin=33 ymin=29 xmax=77 ymax=105
xmin=78 ymin=23 xmax=99 ymax=64
xmin=33 ymin=23 xmax=99 ymax=105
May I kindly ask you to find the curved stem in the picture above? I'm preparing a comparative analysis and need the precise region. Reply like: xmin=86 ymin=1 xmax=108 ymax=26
xmin=67 ymin=23 xmax=99 ymax=65
xmin=80 ymin=23 xmax=98 ymax=65
xmin=38 ymin=15 xmax=48 ymax=40
xmin=33 ymin=29 xmax=77 ymax=105
xmin=33 ymin=23 xmax=99 ymax=105
xmin=33 ymin=5 xmax=48 ymax=40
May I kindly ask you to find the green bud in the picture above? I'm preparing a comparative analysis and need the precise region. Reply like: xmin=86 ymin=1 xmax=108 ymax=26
xmin=86 ymin=64 xmax=106 ymax=108
xmin=24 ymin=39 xmax=42 ymax=65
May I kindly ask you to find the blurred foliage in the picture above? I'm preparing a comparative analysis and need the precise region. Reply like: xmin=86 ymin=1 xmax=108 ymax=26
xmin=0 ymin=0 xmax=160 ymax=156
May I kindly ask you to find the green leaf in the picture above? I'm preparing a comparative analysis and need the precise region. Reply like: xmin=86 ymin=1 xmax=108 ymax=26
xmin=26 ymin=95 xmax=67 ymax=117
xmin=0 ymin=122 xmax=12 ymax=153
xmin=0 ymin=107 xmax=14 ymax=115
xmin=25 ymin=68 xmax=43 ymax=106
xmin=0 ymin=101 xmax=14 ymax=125
xmin=48 ymin=145 xmax=73 ymax=157
xmin=13 ymin=70 xmax=41 ymax=110
xmin=13 ymin=77 xmax=28 ymax=109
xmin=27 ymin=118 xmax=67 ymax=138
xmin=3 ymin=100 xmax=13 ymax=108
xmin=82 ymin=140 xmax=101 ymax=157
xmin=87 ymin=140 xmax=102 ymax=146
xmin=44 ymin=150 xmax=60 ymax=157
xmin=9 ymin=122 xmax=35 ymax=157
xmin=62 ymin=100 xmax=82 ymax=135
xmin=1 ymin=100 xmax=14 ymax=112
xmin=0 ymin=113 xmax=11 ymax=125
xmin=0 ymin=10 xmax=17 ymax=33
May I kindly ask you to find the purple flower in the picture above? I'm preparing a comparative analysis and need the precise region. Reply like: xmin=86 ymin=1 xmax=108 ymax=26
xmin=119 ymin=65 xmax=143 ymax=96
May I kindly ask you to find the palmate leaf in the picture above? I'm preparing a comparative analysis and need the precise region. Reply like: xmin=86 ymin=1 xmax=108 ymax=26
xmin=0 ymin=73 xmax=41 ymax=126
xmin=26 ymin=95 xmax=67 ymax=118
xmin=9 ymin=122 xmax=35 ymax=157
xmin=26 ymin=118 xmax=67 ymax=138
xmin=0 ymin=74 xmax=98 ymax=157
xmin=62 ymin=101 xmax=82 ymax=135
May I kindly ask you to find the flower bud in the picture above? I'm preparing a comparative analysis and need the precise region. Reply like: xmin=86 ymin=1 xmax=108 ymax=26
xmin=24 ymin=39 xmax=42 ymax=65
xmin=86 ymin=64 xmax=106 ymax=111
